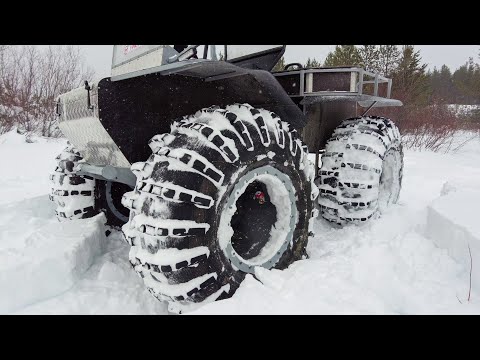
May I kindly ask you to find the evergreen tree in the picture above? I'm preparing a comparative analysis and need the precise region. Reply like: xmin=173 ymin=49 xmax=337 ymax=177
xmin=428 ymin=67 xmax=440 ymax=102
xmin=438 ymin=65 xmax=455 ymax=103
xmin=305 ymin=57 xmax=321 ymax=68
xmin=429 ymin=65 xmax=455 ymax=104
xmin=377 ymin=45 xmax=401 ymax=77
xmin=452 ymin=58 xmax=480 ymax=104
xmin=391 ymin=45 xmax=430 ymax=105
xmin=323 ymin=45 xmax=362 ymax=67
xmin=452 ymin=62 xmax=469 ymax=103
xmin=358 ymin=45 xmax=380 ymax=72
xmin=272 ymin=56 xmax=286 ymax=72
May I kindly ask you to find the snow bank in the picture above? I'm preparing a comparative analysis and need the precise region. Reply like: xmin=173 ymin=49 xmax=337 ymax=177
xmin=0 ymin=199 xmax=106 ymax=314
xmin=192 ymin=210 xmax=479 ymax=314
xmin=0 ymin=130 xmax=167 ymax=314
xmin=14 ymin=231 xmax=168 ymax=315
xmin=426 ymin=189 xmax=480 ymax=292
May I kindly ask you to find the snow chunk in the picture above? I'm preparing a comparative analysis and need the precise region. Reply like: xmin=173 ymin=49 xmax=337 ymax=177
xmin=0 ymin=209 xmax=106 ymax=313
xmin=440 ymin=182 xmax=458 ymax=196
xmin=14 ymin=231 xmax=167 ymax=315
xmin=426 ymin=190 xmax=480 ymax=292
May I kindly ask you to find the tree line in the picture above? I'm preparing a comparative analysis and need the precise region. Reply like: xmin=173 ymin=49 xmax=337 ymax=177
xmin=2 ymin=45 xmax=479 ymax=141
xmin=274 ymin=45 xmax=480 ymax=107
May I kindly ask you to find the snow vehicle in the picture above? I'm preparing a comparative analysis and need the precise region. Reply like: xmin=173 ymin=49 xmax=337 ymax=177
xmin=50 ymin=45 xmax=404 ymax=311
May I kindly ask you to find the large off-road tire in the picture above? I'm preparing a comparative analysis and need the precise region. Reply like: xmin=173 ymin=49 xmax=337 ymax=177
xmin=49 ymin=145 xmax=132 ymax=228
xmin=317 ymin=116 xmax=403 ymax=225
xmin=121 ymin=104 xmax=319 ymax=313
xmin=49 ymin=145 xmax=98 ymax=220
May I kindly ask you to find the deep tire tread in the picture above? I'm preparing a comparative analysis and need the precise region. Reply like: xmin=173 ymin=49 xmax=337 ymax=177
xmin=122 ymin=104 xmax=317 ymax=312
xmin=49 ymin=145 xmax=97 ymax=221
xmin=318 ymin=116 xmax=403 ymax=225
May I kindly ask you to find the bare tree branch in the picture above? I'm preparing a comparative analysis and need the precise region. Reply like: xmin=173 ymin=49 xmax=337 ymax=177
xmin=0 ymin=45 xmax=94 ymax=137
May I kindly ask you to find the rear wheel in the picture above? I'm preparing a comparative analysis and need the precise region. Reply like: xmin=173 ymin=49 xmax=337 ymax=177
xmin=121 ymin=104 xmax=318 ymax=313
xmin=317 ymin=116 xmax=403 ymax=225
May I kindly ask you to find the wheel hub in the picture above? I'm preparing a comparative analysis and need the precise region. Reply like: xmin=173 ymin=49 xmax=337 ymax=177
xmin=219 ymin=165 xmax=298 ymax=274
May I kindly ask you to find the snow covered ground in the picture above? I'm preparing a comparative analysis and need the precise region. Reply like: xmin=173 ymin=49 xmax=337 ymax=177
xmin=1 ymin=129 xmax=480 ymax=314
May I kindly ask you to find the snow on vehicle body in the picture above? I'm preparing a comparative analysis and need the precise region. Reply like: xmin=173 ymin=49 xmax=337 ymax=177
xmin=51 ymin=45 xmax=404 ymax=311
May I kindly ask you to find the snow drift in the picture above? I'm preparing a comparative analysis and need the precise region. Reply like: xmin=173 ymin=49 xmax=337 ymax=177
xmin=426 ymin=187 xmax=480 ymax=293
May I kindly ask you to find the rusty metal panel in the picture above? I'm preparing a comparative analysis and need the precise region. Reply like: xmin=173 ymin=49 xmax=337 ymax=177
xmin=311 ymin=72 xmax=352 ymax=92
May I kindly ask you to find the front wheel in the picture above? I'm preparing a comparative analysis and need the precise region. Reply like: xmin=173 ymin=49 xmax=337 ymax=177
xmin=121 ymin=104 xmax=319 ymax=313
xmin=49 ymin=145 xmax=132 ymax=228
xmin=317 ymin=116 xmax=404 ymax=225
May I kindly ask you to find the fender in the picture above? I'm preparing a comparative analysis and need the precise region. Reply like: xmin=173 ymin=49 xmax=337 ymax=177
xmin=96 ymin=60 xmax=307 ymax=165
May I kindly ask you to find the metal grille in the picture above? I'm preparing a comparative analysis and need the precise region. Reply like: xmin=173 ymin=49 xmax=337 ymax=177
xmin=55 ymin=82 xmax=131 ymax=168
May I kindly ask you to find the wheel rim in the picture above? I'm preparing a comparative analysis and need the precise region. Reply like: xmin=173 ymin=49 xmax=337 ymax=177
xmin=219 ymin=165 xmax=298 ymax=274
xmin=106 ymin=181 xmax=132 ymax=223
xmin=378 ymin=149 xmax=401 ymax=213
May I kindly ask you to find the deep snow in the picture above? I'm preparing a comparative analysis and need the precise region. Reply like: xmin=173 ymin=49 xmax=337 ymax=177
xmin=1 ymin=129 xmax=480 ymax=314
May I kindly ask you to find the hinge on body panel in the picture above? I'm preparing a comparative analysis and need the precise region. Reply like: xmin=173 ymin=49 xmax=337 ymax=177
xmin=84 ymin=81 xmax=94 ymax=110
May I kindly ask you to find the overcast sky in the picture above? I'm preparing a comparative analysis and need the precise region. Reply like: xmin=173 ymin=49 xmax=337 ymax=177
xmin=75 ymin=45 xmax=480 ymax=79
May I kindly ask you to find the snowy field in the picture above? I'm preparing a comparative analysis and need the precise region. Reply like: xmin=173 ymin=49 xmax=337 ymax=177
xmin=1 ymin=129 xmax=480 ymax=314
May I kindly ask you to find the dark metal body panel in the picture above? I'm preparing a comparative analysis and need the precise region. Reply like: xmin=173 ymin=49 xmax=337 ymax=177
xmin=273 ymin=68 xmax=402 ymax=154
xmin=274 ymin=74 xmax=301 ymax=96
xmin=301 ymin=100 xmax=358 ymax=152
xmin=311 ymin=72 xmax=351 ymax=92
xmin=97 ymin=61 xmax=306 ymax=165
